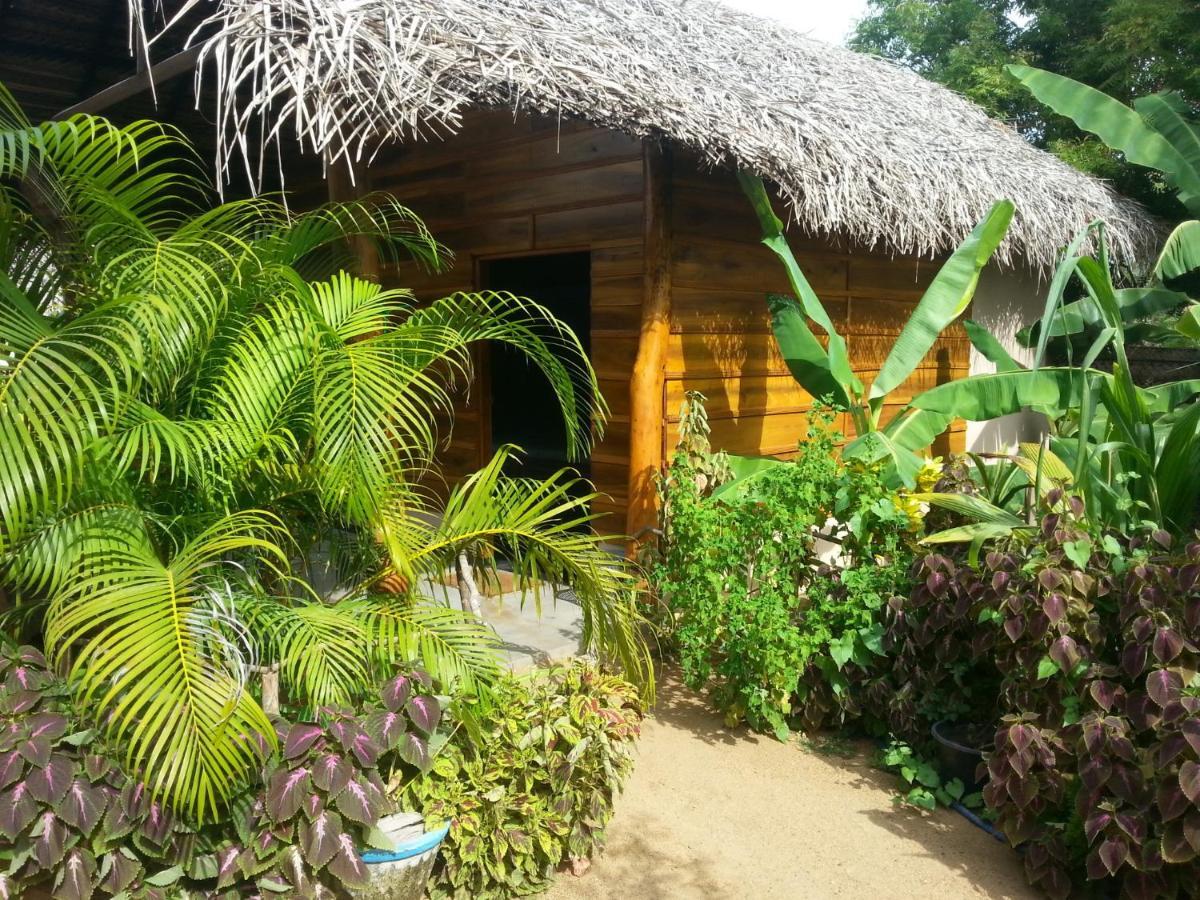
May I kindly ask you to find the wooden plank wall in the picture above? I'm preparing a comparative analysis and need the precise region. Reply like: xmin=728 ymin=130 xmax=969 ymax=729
xmin=368 ymin=108 xmax=644 ymax=530
xmin=665 ymin=152 xmax=968 ymax=461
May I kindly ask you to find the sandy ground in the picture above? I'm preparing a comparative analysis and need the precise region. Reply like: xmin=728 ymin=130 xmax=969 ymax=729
xmin=548 ymin=670 xmax=1038 ymax=900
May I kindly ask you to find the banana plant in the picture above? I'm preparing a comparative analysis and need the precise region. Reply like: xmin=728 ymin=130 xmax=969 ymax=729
xmin=925 ymin=222 xmax=1200 ymax=541
xmin=735 ymin=172 xmax=1015 ymax=485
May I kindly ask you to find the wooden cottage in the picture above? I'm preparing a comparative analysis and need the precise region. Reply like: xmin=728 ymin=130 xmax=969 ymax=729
xmin=1 ymin=0 xmax=1158 ymax=538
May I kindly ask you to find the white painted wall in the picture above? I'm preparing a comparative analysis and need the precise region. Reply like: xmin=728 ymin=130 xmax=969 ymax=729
xmin=965 ymin=263 xmax=1047 ymax=452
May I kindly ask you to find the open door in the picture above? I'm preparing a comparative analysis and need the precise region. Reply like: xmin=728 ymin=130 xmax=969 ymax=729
xmin=482 ymin=251 xmax=592 ymax=483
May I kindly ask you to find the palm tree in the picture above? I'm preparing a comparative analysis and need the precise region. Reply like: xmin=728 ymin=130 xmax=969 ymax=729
xmin=0 ymin=84 xmax=648 ymax=821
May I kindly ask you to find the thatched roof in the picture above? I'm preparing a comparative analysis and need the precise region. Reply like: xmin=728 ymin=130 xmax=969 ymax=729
xmin=141 ymin=0 xmax=1158 ymax=267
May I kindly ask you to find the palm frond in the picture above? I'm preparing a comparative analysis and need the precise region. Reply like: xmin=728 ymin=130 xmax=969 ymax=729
xmin=44 ymin=511 xmax=285 ymax=820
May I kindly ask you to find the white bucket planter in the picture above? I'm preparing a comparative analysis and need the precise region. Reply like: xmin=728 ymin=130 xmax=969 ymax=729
xmin=352 ymin=812 xmax=450 ymax=900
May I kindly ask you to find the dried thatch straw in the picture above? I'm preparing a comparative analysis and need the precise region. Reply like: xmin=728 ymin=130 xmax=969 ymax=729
xmin=140 ymin=0 xmax=1159 ymax=268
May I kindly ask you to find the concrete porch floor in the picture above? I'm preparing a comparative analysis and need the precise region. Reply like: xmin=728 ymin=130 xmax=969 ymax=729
xmin=417 ymin=575 xmax=587 ymax=671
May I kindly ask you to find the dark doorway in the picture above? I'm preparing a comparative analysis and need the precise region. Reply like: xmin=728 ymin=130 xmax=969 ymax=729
xmin=482 ymin=252 xmax=592 ymax=483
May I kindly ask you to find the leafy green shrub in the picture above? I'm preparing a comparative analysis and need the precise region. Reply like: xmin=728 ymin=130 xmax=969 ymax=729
xmin=880 ymin=739 xmax=983 ymax=812
xmin=652 ymin=397 xmax=919 ymax=737
xmin=401 ymin=663 xmax=643 ymax=898
xmin=0 ymin=643 xmax=441 ymax=898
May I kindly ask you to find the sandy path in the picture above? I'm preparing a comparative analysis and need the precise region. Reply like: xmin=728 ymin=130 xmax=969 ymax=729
xmin=549 ymin=670 xmax=1037 ymax=900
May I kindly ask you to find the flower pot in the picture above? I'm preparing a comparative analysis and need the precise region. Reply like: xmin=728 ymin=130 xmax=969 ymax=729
xmin=352 ymin=812 xmax=450 ymax=900
xmin=931 ymin=720 xmax=990 ymax=791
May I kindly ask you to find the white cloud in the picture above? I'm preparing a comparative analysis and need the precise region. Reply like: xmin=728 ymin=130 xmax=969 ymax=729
xmin=715 ymin=0 xmax=870 ymax=46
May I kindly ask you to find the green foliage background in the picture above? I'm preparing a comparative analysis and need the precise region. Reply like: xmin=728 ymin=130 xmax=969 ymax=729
xmin=850 ymin=0 xmax=1200 ymax=221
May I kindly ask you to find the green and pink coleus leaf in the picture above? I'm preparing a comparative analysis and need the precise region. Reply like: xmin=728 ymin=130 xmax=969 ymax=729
xmin=27 ymin=754 xmax=74 ymax=805
xmin=0 ymin=751 xmax=20 ymax=790
xmin=311 ymin=753 xmax=353 ymax=798
xmin=60 ymin=778 xmax=105 ymax=834
xmin=140 ymin=800 xmax=173 ymax=846
xmin=334 ymin=778 xmax=380 ymax=825
xmin=32 ymin=810 xmax=67 ymax=870
xmin=364 ymin=709 xmax=406 ymax=750
xmin=55 ymin=848 xmax=97 ymax=900
xmin=398 ymin=731 xmax=431 ymax=772
xmin=382 ymin=674 xmax=411 ymax=712
xmin=266 ymin=767 xmax=312 ymax=822
xmin=406 ymin=696 xmax=441 ymax=735
xmin=329 ymin=720 xmax=379 ymax=768
xmin=1181 ymin=761 xmax=1200 ymax=805
xmin=326 ymin=833 xmax=368 ymax=887
xmin=284 ymin=724 xmax=325 ymax=760
xmin=0 ymin=783 xmax=37 ymax=839
xmin=214 ymin=844 xmax=242 ymax=890
xmin=299 ymin=809 xmax=344 ymax=869
xmin=1148 ymin=670 xmax=1184 ymax=709
xmin=99 ymin=848 xmax=142 ymax=894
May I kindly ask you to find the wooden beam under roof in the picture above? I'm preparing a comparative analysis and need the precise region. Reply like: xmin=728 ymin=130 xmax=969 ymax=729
xmin=54 ymin=44 xmax=201 ymax=119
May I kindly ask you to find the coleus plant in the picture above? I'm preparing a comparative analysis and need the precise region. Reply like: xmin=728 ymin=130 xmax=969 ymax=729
xmin=0 ymin=644 xmax=184 ymax=899
xmin=223 ymin=670 xmax=443 ymax=896
xmin=902 ymin=501 xmax=1200 ymax=899
xmin=0 ymin=644 xmax=443 ymax=898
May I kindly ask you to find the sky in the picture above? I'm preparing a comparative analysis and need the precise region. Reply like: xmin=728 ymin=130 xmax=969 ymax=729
xmin=717 ymin=0 xmax=871 ymax=46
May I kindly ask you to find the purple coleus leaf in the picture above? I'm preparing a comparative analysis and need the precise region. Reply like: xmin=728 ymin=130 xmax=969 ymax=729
xmin=406 ymin=695 xmax=441 ymax=735
xmin=327 ymin=833 xmax=369 ymax=887
xmin=299 ymin=809 xmax=344 ymax=869
xmin=311 ymin=753 xmax=353 ymax=798
xmin=1184 ymin=719 xmax=1200 ymax=756
xmin=0 ymin=783 xmax=37 ymax=839
xmin=1003 ymin=615 xmax=1026 ymax=642
xmin=382 ymin=674 xmax=411 ymax=712
xmin=27 ymin=754 xmax=74 ymax=805
xmin=266 ymin=766 xmax=312 ymax=822
xmin=99 ymin=849 xmax=141 ymax=895
xmin=32 ymin=811 xmax=67 ymax=870
xmin=121 ymin=781 xmax=149 ymax=819
xmin=1096 ymin=837 xmax=1129 ymax=876
xmin=329 ymin=720 xmax=378 ymax=768
xmin=0 ymin=751 xmax=23 ymax=790
xmin=1084 ymin=811 xmax=1112 ymax=845
xmin=1153 ymin=628 xmax=1184 ymax=664
xmin=284 ymin=724 xmax=325 ymax=760
xmin=1042 ymin=593 xmax=1066 ymax=624
xmin=1089 ymin=680 xmax=1116 ymax=713
xmin=1161 ymin=822 xmax=1197 ymax=864
xmin=55 ymin=848 xmax=97 ymax=900
xmin=1123 ymin=643 xmax=1149 ymax=678
xmin=398 ymin=731 xmax=431 ymax=772
xmin=364 ymin=710 xmax=406 ymax=751
xmin=1181 ymin=761 xmax=1200 ymax=805
xmin=60 ymin=779 xmax=105 ymax=835
xmin=1049 ymin=636 xmax=1081 ymax=674
xmin=1147 ymin=670 xmax=1184 ymax=709
xmin=1159 ymin=781 xmax=1190 ymax=822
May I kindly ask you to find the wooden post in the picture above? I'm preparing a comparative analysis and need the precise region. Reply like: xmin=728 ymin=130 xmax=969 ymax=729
xmin=626 ymin=142 xmax=672 ymax=544
xmin=326 ymin=155 xmax=381 ymax=282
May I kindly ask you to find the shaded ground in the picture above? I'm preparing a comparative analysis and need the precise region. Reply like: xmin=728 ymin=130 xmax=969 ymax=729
xmin=548 ymin=669 xmax=1037 ymax=900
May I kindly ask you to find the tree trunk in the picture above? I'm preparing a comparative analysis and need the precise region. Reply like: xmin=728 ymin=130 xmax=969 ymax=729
xmin=456 ymin=551 xmax=484 ymax=618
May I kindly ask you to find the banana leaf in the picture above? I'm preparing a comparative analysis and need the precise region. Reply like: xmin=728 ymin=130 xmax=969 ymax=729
xmin=767 ymin=293 xmax=850 ymax=408
xmin=1007 ymin=66 xmax=1200 ymax=212
xmin=909 ymin=367 xmax=1088 ymax=421
xmin=868 ymin=200 xmax=1014 ymax=415
xmin=1134 ymin=94 xmax=1200 ymax=216
xmin=1155 ymin=221 xmax=1200 ymax=296
xmin=739 ymin=172 xmax=861 ymax=403
xmin=964 ymin=319 xmax=1023 ymax=372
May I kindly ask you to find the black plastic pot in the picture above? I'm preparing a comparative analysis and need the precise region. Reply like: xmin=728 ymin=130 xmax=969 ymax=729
xmin=931 ymin=720 xmax=990 ymax=791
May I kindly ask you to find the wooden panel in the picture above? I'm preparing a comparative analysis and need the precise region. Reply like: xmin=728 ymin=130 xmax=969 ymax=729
xmin=536 ymin=200 xmax=642 ymax=248
xmin=672 ymin=286 xmax=847 ymax=334
xmin=672 ymin=237 xmax=848 ymax=294
xmin=592 ymin=244 xmax=643 ymax=278
xmin=468 ymin=127 xmax=642 ymax=179
xmin=435 ymin=216 xmax=534 ymax=257
xmin=592 ymin=335 xmax=640 ymax=378
xmin=667 ymin=410 xmax=853 ymax=458
xmin=592 ymin=274 xmax=643 ymax=307
xmin=467 ymin=160 xmax=642 ymax=217
xmin=850 ymin=255 xmax=938 ymax=297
